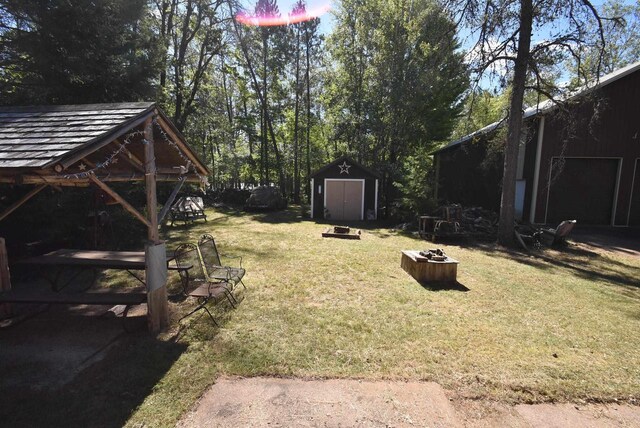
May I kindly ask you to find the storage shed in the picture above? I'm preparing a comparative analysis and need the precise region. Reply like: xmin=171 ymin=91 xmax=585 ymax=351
xmin=434 ymin=60 xmax=640 ymax=226
xmin=310 ymin=157 xmax=380 ymax=221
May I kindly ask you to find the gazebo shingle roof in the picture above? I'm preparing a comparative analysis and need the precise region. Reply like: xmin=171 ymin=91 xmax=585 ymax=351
xmin=0 ymin=102 xmax=155 ymax=168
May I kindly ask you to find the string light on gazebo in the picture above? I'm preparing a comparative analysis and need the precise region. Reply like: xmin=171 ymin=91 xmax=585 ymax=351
xmin=62 ymin=129 xmax=145 ymax=180
xmin=57 ymin=117 xmax=208 ymax=187
xmin=152 ymin=118 xmax=209 ymax=186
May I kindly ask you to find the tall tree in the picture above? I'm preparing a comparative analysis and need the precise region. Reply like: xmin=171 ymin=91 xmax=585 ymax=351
xmin=284 ymin=0 xmax=322 ymax=203
xmin=448 ymin=0 xmax=612 ymax=245
xmin=290 ymin=1 xmax=305 ymax=203
xmin=302 ymin=6 xmax=321 ymax=202
xmin=231 ymin=0 xmax=287 ymax=191
xmin=0 ymin=0 xmax=158 ymax=104
xmin=153 ymin=0 xmax=225 ymax=131
xmin=327 ymin=0 xmax=467 ymax=216
xmin=571 ymin=0 xmax=640 ymax=82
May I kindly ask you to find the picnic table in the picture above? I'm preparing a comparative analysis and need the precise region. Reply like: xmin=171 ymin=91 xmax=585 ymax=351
xmin=0 ymin=249 xmax=186 ymax=309
xmin=169 ymin=196 xmax=207 ymax=225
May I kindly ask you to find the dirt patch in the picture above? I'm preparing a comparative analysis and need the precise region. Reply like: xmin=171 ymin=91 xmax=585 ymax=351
xmin=179 ymin=377 xmax=640 ymax=428
xmin=0 ymin=304 xmax=184 ymax=428
xmin=0 ymin=304 xmax=133 ymax=390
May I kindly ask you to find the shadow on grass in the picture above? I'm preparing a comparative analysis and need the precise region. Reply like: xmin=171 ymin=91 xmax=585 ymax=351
xmin=213 ymin=204 xmax=405 ymax=234
xmin=419 ymin=280 xmax=470 ymax=292
xmin=0 ymin=313 xmax=188 ymax=428
xmin=210 ymin=204 xmax=308 ymax=224
xmin=162 ymin=209 xmax=237 ymax=231
xmin=457 ymin=240 xmax=640 ymax=291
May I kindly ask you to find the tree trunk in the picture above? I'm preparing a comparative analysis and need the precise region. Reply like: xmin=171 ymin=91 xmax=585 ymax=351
xmin=231 ymin=16 xmax=284 ymax=191
xmin=305 ymin=29 xmax=312 ymax=202
xmin=262 ymin=32 xmax=270 ymax=186
xmin=497 ymin=0 xmax=534 ymax=246
xmin=293 ymin=28 xmax=302 ymax=203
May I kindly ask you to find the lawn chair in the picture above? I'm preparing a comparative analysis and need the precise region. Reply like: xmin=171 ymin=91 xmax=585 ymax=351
xmin=173 ymin=243 xmax=236 ymax=326
xmin=197 ymin=234 xmax=246 ymax=292
xmin=541 ymin=220 xmax=577 ymax=246
xmin=169 ymin=196 xmax=207 ymax=225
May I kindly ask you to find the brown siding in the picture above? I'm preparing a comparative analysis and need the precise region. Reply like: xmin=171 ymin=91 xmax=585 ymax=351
xmin=546 ymin=158 xmax=619 ymax=224
xmin=531 ymin=70 xmax=640 ymax=225
xmin=436 ymin=141 xmax=503 ymax=212
xmin=630 ymin=159 xmax=640 ymax=226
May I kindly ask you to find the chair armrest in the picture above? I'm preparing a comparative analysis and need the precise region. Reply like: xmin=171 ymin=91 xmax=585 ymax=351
xmin=206 ymin=264 xmax=234 ymax=281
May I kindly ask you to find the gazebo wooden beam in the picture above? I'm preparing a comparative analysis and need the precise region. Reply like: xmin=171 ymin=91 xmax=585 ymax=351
xmin=88 ymin=174 xmax=151 ymax=228
xmin=0 ymin=173 xmax=202 ymax=185
xmin=0 ymin=184 xmax=48 ymax=222
xmin=114 ymin=140 xmax=145 ymax=172
xmin=155 ymin=115 xmax=207 ymax=175
xmin=157 ymin=176 xmax=185 ymax=225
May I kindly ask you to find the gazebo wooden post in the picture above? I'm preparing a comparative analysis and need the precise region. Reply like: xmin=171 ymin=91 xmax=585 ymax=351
xmin=0 ymin=238 xmax=11 ymax=318
xmin=144 ymin=116 xmax=169 ymax=332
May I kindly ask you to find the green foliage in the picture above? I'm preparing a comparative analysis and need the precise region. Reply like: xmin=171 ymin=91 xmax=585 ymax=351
xmin=394 ymin=150 xmax=438 ymax=219
xmin=450 ymin=90 xmax=509 ymax=141
xmin=567 ymin=0 xmax=640 ymax=85
xmin=326 ymin=0 xmax=468 ymax=216
xmin=0 ymin=0 xmax=159 ymax=104
xmin=152 ymin=0 xmax=225 ymax=131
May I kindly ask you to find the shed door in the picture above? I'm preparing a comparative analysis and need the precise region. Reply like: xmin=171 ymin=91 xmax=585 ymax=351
xmin=547 ymin=158 xmax=618 ymax=225
xmin=325 ymin=180 xmax=363 ymax=221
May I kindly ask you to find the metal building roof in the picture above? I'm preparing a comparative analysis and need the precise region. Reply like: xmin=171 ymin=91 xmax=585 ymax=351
xmin=435 ymin=60 xmax=640 ymax=154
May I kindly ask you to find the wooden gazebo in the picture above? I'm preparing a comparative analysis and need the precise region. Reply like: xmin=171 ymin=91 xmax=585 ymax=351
xmin=0 ymin=102 xmax=209 ymax=331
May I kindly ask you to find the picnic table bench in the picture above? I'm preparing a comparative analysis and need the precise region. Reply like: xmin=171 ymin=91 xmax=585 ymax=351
xmin=169 ymin=196 xmax=207 ymax=225
xmin=0 ymin=249 xmax=185 ymax=312
xmin=0 ymin=290 xmax=146 ymax=306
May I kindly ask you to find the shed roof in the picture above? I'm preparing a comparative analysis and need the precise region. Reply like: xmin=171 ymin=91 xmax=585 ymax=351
xmin=310 ymin=156 xmax=381 ymax=179
xmin=0 ymin=102 xmax=208 ymax=185
xmin=434 ymin=59 xmax=640 ymax=155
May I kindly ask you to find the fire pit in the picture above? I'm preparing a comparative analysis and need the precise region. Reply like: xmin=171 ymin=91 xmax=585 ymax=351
xmin=400 ymin=249 xmax=458 ymax=282
xmin=322 ymin=226 xmax=361 ymax=239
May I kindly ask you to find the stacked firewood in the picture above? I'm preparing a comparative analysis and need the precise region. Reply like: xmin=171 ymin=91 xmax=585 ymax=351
xmin=460 ymin=206 xmax=499 ymax=240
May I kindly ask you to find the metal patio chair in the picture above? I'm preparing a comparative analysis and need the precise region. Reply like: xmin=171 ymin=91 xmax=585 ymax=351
xmin=197 ymin=234 xmax=246 ymax=292
xmin=173 ymin=242 xmax=235 ymax=326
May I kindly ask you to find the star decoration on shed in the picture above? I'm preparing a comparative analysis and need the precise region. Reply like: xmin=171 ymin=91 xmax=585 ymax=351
xmin=338 ymin=161 xmax=351 ymax=174
xmin=78 ymin=162 xmax=86 ymax=171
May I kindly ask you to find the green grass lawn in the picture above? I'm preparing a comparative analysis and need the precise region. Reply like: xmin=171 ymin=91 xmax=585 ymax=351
xmin=126 ymin=206 xmax=639 ymax=426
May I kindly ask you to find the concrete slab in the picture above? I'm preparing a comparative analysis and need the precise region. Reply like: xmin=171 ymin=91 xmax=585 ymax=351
xmin=179 ymin=377 xmax=640 ymax=428
xmin=179 ymin=377 xmax=463 ymax=428
xmin=516 ymin=403 xmax=640 ymax=428
xmin=572 ymin=227 xmax=640 ymax=258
